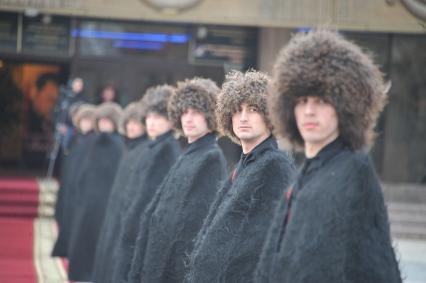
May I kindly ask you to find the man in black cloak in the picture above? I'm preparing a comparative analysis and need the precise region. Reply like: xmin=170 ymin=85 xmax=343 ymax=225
xmin=67 ymin=102 xmax=125 ymax=282
xmin=119 ymin=102 xmax=148 ymax=149
xmin=91 ymin=100 xmax=148 ymax=283
xmin=127 ymin=78 xmax=227 ymax=283
xmin=254 ymin=29 xmax=402 ymax=283
xmin=112 ymin=85 xmax=181 ymax=283
xmin=184 ymin=70 xmax=295 ymax=283
xmin=55 ymin=102 xmax=89 ymax=225
xmin=51 ymin=103 xmax=97 ymax=257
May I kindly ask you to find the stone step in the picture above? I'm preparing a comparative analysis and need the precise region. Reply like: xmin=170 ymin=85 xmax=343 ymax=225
xmin=387 ymin=202 xmax=426 ymax=227
xmin=383 ymin=183 xmax=426 ymax=204
xmin=388 ymin=213 xmax=426 ymax=227
xmin=390 ymin=223 xmax=426 ymax=240
xmin=387 ymin=202 xmax=426 ymax=214
xmin=386 ymin=202 xmax=426 ymax=239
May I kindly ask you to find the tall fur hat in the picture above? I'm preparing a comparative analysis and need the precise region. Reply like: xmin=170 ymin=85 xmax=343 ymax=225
xmin=216 ymin=70 xmax=272 ymax=144
xmin=141 ymin=84 xmax=175 ymax=118
xmin=69 ymin=101 xmax=84 ymax=119
xmin=168 ymin=77 xmax=219 ymax=135
xmin=119 ymin=102 xmax=146 ymax=135
xmin=95 ymin=102 xmax=123 ymax=131
xmin=72 ymin=103 xmax=97 ymax=130
xmin=269 ymin=29 xmax=388 ymax=151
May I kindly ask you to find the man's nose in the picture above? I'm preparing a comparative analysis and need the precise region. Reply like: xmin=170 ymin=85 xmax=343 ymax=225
xmin=304 ymin=101 xmax=316 ymax=115
xmin=183 ymin=114 xmax=192 ymax=123
xmin=240 ymin=109 xmax=248 ymax=121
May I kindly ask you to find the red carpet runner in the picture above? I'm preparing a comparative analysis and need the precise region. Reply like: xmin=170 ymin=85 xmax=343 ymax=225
xmin=0 ymin=177 xmax=67 ymax=283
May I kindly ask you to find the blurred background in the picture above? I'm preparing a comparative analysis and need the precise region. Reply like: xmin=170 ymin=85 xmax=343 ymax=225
xmin=0 ymin=0 xmax=425 ymax=183
xmin=0 ymin=1 xmax=425 ymax=282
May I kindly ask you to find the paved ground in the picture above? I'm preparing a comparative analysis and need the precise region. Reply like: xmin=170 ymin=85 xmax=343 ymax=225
xmin=395 ymin=238 xmax=426 ymax=283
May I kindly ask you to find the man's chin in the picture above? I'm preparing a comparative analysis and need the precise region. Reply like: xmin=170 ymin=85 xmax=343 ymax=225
xmin=237 ymin=134 xmax=255 ymax=142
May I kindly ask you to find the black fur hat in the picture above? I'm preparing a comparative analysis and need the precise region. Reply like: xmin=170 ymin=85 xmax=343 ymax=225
xmin=168 ymin=77 xmax=219 ymax=135
xmin=119 ymin=102 xmax=145 ymax=135
xmin=95 ymin=102 xmax=123 ymax=131
xmin=216 ymin=70 xmax=272 ymax=144
xmin=141 ymin=84 xmax=174 ymax=118
xmin=269 ymin=29 xmax=388 ymax=151
xmin=72 ymin=103 xmax=97 ymax=130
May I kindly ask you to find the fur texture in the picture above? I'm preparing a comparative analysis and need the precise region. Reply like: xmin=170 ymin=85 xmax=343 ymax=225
xmin=72 ymin=104 xmax=97 ymax=129
xmin=185 ymin=137 xmax=295 ymax=283
xmin=168 ymin=77 xmax=219 ymax=135
xmin=128 ymin=133 xmax=227 ymax=283
xmin=67 ymin=133 xmax=124 ymax=281
xmin=254 ymin=142 xmax=402 ymax=283
xmin=111 ymin=131 xmax=181 ymax=283
xmin=91 ymin=136 xmax=148 ymax=283
xmin=69 ymin=101 xmax=85 ymax=119
xmin=268 ymin=29 xmax=388 ymax=151
xmin=95 ymin=102 xmax=123 ymax=131
xmin=52 ymin=132 xmax=96 ymax=257
xmin=216 ymin=70 xmax=272 ymax=144
xmin=119 ymin=102 xmax=145 ymax=135
xmin=142 ymin=85 xmax=175 ymax=117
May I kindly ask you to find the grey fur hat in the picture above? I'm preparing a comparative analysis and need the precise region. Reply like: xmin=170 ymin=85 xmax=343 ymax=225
xmin=95 ymin=102 xmax=123 ymax=131
xmin=141 ymin=84 xmax=175 ymax=118
xmin=168 ymin=77 xmax=219 ymax=135
xmin=119 ymin=102 xmax=145 ymax=135
xmin=69 ymin=101 xmax=85 ymax=119
xmin=269 ymin=29 xmax=388 ymax=151
xmin=216 ymin=70 xmax=272 ymax=144
xmin=72 ymin=103 xmax=97 ymax=130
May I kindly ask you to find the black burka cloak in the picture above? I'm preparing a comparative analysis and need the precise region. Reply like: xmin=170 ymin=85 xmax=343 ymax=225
xmin=124 ymin=135 xmax=148 ymax=150
xmin=53 ymin=134 xmax=77 ymax=229
xmin=67 ymin=132 xmax=124 ymax=281
xmin=112 ymin=131 xmax=181 ymax=283
xmin=53 ymin=138 xmax=74 ymax=226
xmin=51 ymin=131 xmax=96 ymax=257
xmin=254 ymin=138 xmax=402 ymax=283
xmin=91 ymin=134 xmax=148 ymax=283
xmin=185 ymin=136 xmax=295 ymax=283
xmin=128 ymin=133 xmax=227 ymax=283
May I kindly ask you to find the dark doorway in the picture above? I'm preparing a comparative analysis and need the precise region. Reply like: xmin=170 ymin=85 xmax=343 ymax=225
xmin=0 ymin=58 xmax=69 ymax=175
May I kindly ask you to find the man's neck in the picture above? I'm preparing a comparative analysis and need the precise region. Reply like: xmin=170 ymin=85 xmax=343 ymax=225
xmin=304 ymin=135 xmax=339 ymax=158
xmin=241 ymin=133 xmax=270 ymax=154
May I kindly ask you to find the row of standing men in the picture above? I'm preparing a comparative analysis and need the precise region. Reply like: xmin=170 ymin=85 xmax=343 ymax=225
xmin=52 ymin=29 xmax=402 ymax=283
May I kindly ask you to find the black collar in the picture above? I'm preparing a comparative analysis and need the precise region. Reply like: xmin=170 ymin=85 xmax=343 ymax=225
xmin=125 ymin=134 xmax=148 ymax=149
xmin=148 ymin=130 xmax=174 ymax=148
xmin=302 ymin=136 xmax=346 ymax=174
xmin=239 ymin=135 xmax=277 ymax=168
xmin=184 ymin=132 xmax=217 ymax=155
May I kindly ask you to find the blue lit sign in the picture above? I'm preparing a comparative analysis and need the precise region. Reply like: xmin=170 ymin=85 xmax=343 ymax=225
xmin=113 ymin=40 xmax=164 ymax=50
xmin=72 ymin=29 xmax=190 ymax=44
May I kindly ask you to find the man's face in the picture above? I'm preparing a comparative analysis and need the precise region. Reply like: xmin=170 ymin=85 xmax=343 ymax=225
xmin=145 ymin=112 xmax=172 ymax=139
xmin=79 ymin=117 xmax=93 ymax=134
xmin=72 ymin=78 xmax=84 ymax=94
xmin=181 ymin=107 xmax=210 ymax=143
xmin=102 ymin=87 xmax=116 ymax=102
xmin=97 ymin=117 xmax=115 ymax=133
xmin=126 ymin=119 xmax=144 ymax=139
xmin=232 ymin=103 xmax=270 ymax=143
xmin=294 ymin=96 xmax=339 ymax=148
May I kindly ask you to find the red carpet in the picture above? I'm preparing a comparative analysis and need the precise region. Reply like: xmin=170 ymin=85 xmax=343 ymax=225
xmin=0 ymin=218 xmax=36 ymax=283
xmin=0 ymin=178 xmax=40 ymax=218
xmin=0 ymin=176 xmax=67 ymax=283
xmin=0 ymin=177 xmax=39 ymax=283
